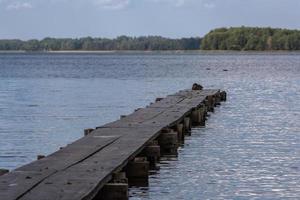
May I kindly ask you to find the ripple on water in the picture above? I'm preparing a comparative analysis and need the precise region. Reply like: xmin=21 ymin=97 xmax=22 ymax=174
xmin=0 ymin=52 xmax=299 ymax=199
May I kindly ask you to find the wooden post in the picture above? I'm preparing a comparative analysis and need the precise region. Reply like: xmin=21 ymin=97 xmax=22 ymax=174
xmin=206 ymin=96 xmax=214 ymax=112
xmin=0 ymin=169 xmax=9 ymax=176
xmin=84 ymin=128 xmax=94 ymax=136
xmin=176 ymin=123 xmax=184 ymax=143
xmin=97 ymin=183 xmax=128 ymax=200
xmin=212 ymin=96 xmax=216 ymax=108
xmin=158 ymin=130 xmax=178 ymax=155
xmin=204 ymin=99 xmax=209 ymax=112
xmin=155 ymin=97 xmax=163 ymax=102
xmin=140 ymin=143 xmax=160 ymax=169
xmin=220 ymin=91 xmax=227 ymax=101
xmin=198 ymin=104 xmax=206 ymax=126
xmin=37 ymin=155 xmax=45 ymax=160
xmin=183 ymin=117 xmax=191 ymax=135
xmin=112 ymin=172 xmax=128 ymax=184
xmin=215 ymin=91 xmax=221 ymax=106
xmin=191 ymin=108 xmax=199 ymax=126
xmin=97 ymin=172 xmax=128 ymax=200
xmin=125 ymin=157 xmax=149 ymax=186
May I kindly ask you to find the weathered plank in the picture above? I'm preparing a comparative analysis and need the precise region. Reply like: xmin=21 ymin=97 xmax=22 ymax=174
xmin=20 ymin=127 xmax=162 ymax=200
xmin=0 ymin=135 xmax=120 ymax=200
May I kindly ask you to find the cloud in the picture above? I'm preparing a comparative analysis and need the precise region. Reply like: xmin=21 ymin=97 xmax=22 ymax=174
xmin=0 ymin=0 xmax=212 ymax=11
xmin=203 ymin=2 xmax=215 ymax=9
xmin=148 ymin=0 xmax=187 ymax=7
xmin=174 ymin=0 xmax=185 ymax=7
xmin=93 ymin=0 xmax=130 ymax=9
xmin=4 ymin=1 xmax=33 ymax=10
xmin=201 ymin=0 xmax=216 ymax=9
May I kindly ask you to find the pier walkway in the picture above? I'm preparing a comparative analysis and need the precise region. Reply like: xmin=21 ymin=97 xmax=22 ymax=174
xmin=0 ymin=85 xmax=226 ymax=200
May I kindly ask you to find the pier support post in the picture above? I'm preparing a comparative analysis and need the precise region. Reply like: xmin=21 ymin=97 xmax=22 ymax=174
xmin=97 ymin=172 xmax=128 ymax=200
xmin=205 ymin=96 xmax=214 ymax=112
xmin=215 ymin=92 xmax=221 ymax=106
xmin=191 ymin=105 xmax=206 ymax=127
xmin=155 ymin=97 xmax=163 ymax=102
xmin=0 ymin=169 xmax=9 ymax=176
xmin=176 ymin=123 xmax=184 ymax=143
xmin=191 ymin=108 xmax=200 ymax=126
xmin=183 ymin=117 xmax=191 ymax=135
xmin=112 ymin=172 xmax=128 ymax=183
xmin=220 ymin=91 xmax=227 ymax=101
xmin=37 ymin=155 xmax=45 ymax=160
xmin=125 ymin=157 xmax=149 ymax=186
xmin=97 ymin=183 xmax=128 ymax=200
xmin=198 ymin=104 xmax=206 ymax=126
xmin=158 ymin=130 xmax=178 ymax=155
xmin=140 ymin=142 xmax=160 ymax=169
xmin=84 ymin=128 xmax=94 ymax=136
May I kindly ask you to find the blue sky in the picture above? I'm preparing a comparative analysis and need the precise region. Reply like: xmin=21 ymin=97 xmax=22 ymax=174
xmin=0 ymin=0 xmax=300 ymax=39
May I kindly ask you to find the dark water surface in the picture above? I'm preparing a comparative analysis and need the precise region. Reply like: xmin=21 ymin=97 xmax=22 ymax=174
xmin=0 ymin=52 xmax=299 ymax=199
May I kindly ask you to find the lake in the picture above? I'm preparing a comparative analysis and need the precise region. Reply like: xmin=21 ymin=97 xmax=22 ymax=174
xmin=0 ymin=52 xmax=299 ymax=199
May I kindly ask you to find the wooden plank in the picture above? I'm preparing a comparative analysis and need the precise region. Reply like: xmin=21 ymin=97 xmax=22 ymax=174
xmin=19 ymin=127 xmax=162 ymax=200
xmin=0 ymin=135 xmax=120 ymax=200
xmin=102 ymin=107 xmax=167 ymax=128
xmin=148 ymin=95 xmax=185 ymax=108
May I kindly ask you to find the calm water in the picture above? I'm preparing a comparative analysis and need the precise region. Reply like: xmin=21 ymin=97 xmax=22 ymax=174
xmin=0 ymin=52 xmax=300 ymax=199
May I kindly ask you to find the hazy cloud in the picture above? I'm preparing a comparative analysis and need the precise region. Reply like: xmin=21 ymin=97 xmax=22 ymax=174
xmin=93 ymin=0 xmax=130 ymax=10
xmin=201 ymin=0 xmax=216 ymax=9
xmin=6 ymin=1 xmax=32 ymax=10
xmin=148 ymin=0 xmax=187 ymax=7
xmin=0 ymin=0 xmax=212 ymax=10
xmin=203 ymin=2 xmax=215 ymax=9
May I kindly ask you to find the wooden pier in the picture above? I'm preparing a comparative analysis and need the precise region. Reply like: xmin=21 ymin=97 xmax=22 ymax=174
xmin=0 ymin=84 xmax=226 ymax=200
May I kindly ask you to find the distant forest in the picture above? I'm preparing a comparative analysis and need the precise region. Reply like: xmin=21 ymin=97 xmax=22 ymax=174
xmin=1 ymin=27 xmax=300 ymax=51
xmin=201 ymin=27 xmax=300 ymax=50
xmin=0 ymin=36 xmax=200 ymax=51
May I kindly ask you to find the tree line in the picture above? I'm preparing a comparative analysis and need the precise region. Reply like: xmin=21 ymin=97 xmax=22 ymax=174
xmin=201 ymin=27 xmax=300 ymax=51
xmin=1 ymin=27 xmax=300 ymax=51
xmin=0 ymin=36 xmax=200 ymax=51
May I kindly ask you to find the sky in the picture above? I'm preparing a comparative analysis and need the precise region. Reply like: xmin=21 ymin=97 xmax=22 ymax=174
xmin=0 ymin=0 xmax=300 ymax=40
